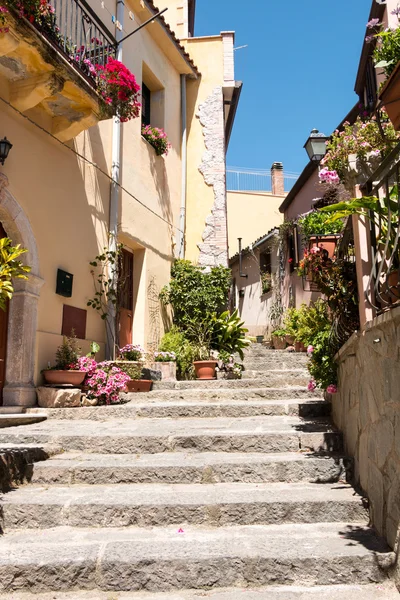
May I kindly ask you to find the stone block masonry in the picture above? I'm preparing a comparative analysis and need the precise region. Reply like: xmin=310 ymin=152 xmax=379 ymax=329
xmin=333 ymin=304 xmax=400 ymax=555
xmin=197 ymin=87 xmax=229 ymax=267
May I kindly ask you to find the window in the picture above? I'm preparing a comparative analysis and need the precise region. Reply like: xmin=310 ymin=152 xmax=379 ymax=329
xmin=141 ymin=83 xmax=151 ymax=127
xmin=260 ymin=249 xmax=272 ymax=274
xmin=365 ymin=57 xmax=378 ymax=110
xmin=288 ymin=226 xmax=300 ymax=273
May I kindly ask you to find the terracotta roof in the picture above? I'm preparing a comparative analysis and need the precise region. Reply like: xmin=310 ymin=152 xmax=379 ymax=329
xmin=229 ymin=228 xmax=279 ymax=263
xmin=143 ymin=0 xmax=199 ymax=76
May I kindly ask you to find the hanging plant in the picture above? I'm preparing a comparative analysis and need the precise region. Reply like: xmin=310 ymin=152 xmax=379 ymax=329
xmin=96 ymin=58 xmax=141 ymax=122
xmin=141 ymin=125 xmax=171 ymax=156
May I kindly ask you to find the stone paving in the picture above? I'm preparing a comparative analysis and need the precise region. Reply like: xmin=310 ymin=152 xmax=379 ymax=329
xmin=0 ymin=346 xmax=398 ymax=598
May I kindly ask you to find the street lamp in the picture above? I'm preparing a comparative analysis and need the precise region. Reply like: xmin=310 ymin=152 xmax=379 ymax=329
xmin=304 ymin=129 xmax=329 ymax=162
xmin=0 ymin=137 xmax=12 ymax=166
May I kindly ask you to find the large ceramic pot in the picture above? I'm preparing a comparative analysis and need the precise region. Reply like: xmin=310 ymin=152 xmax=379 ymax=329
xmin=272 ymin=336 xmax=286 ymax=350
xmin=193 ymin=360 xmax=217 ymax=380
xmin=126 ymin=379 xmax=152 ymax=392
xmin=43 ymin=370 xmax=86 ymax=386
xmin=149 ymin=361 xmax=177 ymax=381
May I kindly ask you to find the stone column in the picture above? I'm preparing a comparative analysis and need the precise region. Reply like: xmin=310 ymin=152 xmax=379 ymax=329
xmin=3 ymin=273 xmax=44 ymax=407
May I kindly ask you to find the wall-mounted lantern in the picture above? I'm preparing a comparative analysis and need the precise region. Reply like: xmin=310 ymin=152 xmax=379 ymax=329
xmin=304 ymin=129 xmax=329 ymax=162
xmin=0 ymin=137 xmax=12 ymax=166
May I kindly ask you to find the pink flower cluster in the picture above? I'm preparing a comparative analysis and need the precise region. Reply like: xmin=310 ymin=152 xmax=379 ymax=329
xmin=326 ymin=384 xmax=338 ymax=394
xmin=319 ymin=168 xmax=339 ymax=184
xmin=96 ymin=58 xmax=141 ymax=123
xmin=85 ymin=361 xmax=130 ymax=405
xmin=142 ymin=125 xmax=171 ymax=156
xmin=307 ymin=380 xmax=317 ymax=391
xmin=0 ymin=5 xmax=9 ymax=32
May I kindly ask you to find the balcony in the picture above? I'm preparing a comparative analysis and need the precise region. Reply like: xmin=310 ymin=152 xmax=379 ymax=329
xmin=0 ymin=0 xmax=116 ymax=140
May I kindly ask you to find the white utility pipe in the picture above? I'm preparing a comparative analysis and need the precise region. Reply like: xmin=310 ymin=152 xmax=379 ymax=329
xmin=178 ymin=74 xmax=187 ymax=258
xmin=106 ymin=0 xmax=124 ymax=360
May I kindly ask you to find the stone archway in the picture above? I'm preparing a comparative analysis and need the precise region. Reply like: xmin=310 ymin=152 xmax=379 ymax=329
xmin=0 ymin=173 xmax=43 ymax=407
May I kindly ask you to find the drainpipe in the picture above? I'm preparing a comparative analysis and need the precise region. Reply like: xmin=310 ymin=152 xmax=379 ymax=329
xmin=178 ymin=74 xmax=187 ymax=258
xmin=106 ymin=0 xmax=124 ymax=360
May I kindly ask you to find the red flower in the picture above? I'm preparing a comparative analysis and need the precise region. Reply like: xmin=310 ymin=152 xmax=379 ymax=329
xmin=288 ymin=258 xmax=293 ymax=263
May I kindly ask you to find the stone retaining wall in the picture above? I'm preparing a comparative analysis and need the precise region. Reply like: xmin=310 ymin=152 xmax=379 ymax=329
xmin=333 ymin=305 xmax=400 ymax=550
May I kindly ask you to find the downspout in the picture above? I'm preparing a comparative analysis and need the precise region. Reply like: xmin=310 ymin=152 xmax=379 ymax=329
xmin=178 ymin=74 xmax=187 ymax=258
xmin=106 ymin=0 xmax=124 ymax=360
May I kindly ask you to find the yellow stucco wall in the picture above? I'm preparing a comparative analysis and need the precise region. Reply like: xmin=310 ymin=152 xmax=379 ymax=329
xmin=0 ymin=1 xmax=233 ymax=400
xmin=184 ymin=36 xmax=225 ymax=264
xmin=227 ymin=191 xmax=284 ymax=254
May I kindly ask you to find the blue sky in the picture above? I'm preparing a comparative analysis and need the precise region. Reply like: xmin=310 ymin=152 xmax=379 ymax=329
xmin=195 ymin=0 xmax=369 ymax=176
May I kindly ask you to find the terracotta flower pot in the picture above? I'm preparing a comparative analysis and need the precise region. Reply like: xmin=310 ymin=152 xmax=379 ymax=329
xmin=43 ymin=370 xmax=86 ymax=386
xmin=379 ymin=61 xmax=400 ymax=131
xmin=272 ymin=336 xmax=286 ymax=350
xmin=294 ymin=341 xmax=306 ymax=353
xmin=125 ymin=379 xmax=152 ymax=392
xmin=285 ymin=334 xmax=295 ymax=345
xmin=193 ymin=360 xmax=217 ymax=380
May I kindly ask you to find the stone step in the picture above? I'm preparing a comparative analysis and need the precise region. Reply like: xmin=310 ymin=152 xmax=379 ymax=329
xmin=29 ymin=451 xmax=350 ymax=485
xmin=28 ymin=399 xmax=331 ymax=420
xmin=152 ymin=374 xmax=309 ymax=389
xmin=0 ymin=523 xmax=393 ymax=593
xmin=0 ymin=414 xmax=47 ymax=428
xmin=1 ymin=482 xmax=367 ymax=529
xmin=242 ymin=368 xmax=308 ymax=379
xmin=243 ymin=362 xmax=309 ymax=372
xmin=0 ymin=416 xmax=343 ymax=454
xmin=1 ymin=584 xmax=398 ymax=600
xmin=124 ymin=387 xmax=323 ymax=402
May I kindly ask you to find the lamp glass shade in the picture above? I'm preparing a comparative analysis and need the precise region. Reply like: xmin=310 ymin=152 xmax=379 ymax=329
xmin=0 ymin=137 xmax=12 ymax=165
xmin=304 ymin=129 xmax=328 ymax=162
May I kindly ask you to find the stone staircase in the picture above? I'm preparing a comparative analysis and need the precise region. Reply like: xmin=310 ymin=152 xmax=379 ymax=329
xmin=0 ymin=345 xmax=398 ymax=599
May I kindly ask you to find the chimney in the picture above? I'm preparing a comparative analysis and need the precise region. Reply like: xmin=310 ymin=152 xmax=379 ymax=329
xmin=271 ymin=162 xmax=284 ymax=195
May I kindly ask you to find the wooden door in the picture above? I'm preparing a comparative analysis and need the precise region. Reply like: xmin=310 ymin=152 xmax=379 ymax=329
xmin=118 ymin=249 xmax=134 ymax=349
xmin=0 ymin=222 xmax=9 ymax=404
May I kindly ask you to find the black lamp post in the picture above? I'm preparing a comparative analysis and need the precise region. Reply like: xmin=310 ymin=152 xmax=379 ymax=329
xmin=0 ymin=137 xmax=12 ymax=166
xmin=304 ymin=129 xmax=329 ymax=162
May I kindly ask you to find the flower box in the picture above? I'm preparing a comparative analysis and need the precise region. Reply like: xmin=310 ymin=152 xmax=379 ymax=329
xmin=149 ymin=361 xmax=176 ymax=382
xmin=379 ymin=61 xmax=400 ymax=131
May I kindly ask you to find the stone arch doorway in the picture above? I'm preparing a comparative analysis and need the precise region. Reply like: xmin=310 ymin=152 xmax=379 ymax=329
xmin=0 ymin=173 xmax=43 ymax=407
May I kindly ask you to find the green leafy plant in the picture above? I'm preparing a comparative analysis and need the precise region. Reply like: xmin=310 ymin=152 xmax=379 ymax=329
xmin=271 ymin=328 xmax=287 ymax=338
xmin=211 ymin=309 xmax=250 ymax=360
xmin=159 ymin=326 xmax=195 ymax=380
xmin=87 ymin=240 xmax=123 ymax=321
xmin=283 ymin=308 xmax=302 ymax=339
xmin=261 ymin=271 xmax=272 ymax=294
xmin=54 ymin=333 xmax=81 ymax=370
xmin=160 ymin=260 xmax=231 ymax=330
xmin=0 ymin=237 xmax=30 ymax=311
xmin=86 ymin=341 xmax=100 ymax=358
xmin=186 ymin=318 xmax=215 ymax=361
xmin=298 ymin=211 xmax=344 ymax=241
xmin=113 ymin=361 xmax=142 ymax=380
xmin=365 ymin=12 xmax=400 ymax=79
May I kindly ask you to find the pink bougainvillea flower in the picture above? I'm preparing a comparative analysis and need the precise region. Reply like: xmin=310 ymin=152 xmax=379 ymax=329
xmin=307 ymin=345 xmax=314 ymax=354
xmin=326 ymin=384 xmax=338 ymax=394
xmin=307 ymin=380 xmax=317 ymax=391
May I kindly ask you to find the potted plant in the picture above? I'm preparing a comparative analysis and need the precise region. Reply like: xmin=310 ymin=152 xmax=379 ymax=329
xmin=271 ymin=329 xmax=287 ymax=350
xmin=43 ymin=334 xmax=86 ymax=385
xmin=118 ymin=362 xmax=152 ymax=393
xmin=215 ymin=351 xmax=243 ymax=380
xmin=187 ymin=320 xmax=217 ymax=380
xmin=150 ymin=351 xmax=177 ymax=382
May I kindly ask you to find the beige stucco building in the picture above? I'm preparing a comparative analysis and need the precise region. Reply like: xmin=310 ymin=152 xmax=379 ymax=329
xmin=0 ymin=0 xmax=241 ymax=406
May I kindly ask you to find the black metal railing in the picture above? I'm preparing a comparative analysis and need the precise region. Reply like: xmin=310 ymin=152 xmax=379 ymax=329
xmin=363 ymin=140 xmax=400 ymax=311
xmin=28 ymin=0 xmax=117 ymax=84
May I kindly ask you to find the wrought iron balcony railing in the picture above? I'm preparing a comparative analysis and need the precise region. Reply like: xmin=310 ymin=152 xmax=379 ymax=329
xmin=363 ymin=140 xmax=400 ymax=312
xmin=23 ymin=0 xmax=117 ymax=85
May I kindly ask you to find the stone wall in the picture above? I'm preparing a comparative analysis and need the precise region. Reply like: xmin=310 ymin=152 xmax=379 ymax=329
xmin=332 ymin=305 xmax=400 ymax=550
